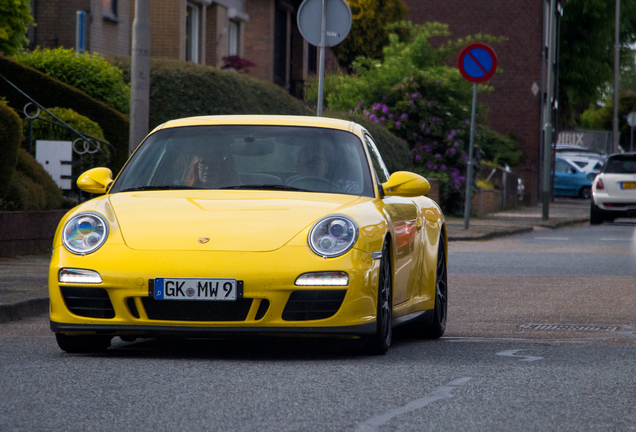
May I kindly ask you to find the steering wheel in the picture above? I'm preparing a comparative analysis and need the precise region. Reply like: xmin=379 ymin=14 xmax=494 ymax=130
xmin=287 ymin=176 xmax=340 ymax=192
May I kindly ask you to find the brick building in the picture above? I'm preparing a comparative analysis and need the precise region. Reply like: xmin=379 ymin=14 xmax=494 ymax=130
xmin=403 ymin=0 xmax=562 ymax=205
xmin=27 ymin=0 xmax=320 ymax=99
xmin=28 ymin=0 xmax=131 ymax=56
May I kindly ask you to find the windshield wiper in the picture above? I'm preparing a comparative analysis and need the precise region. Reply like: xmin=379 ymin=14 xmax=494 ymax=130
xmin=218 ymin=184 xmax=311 ymax=192
xmin=120 ymin=185 xmax=199 ymax=192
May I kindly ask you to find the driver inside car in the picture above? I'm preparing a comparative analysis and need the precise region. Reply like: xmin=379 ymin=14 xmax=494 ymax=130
xmin=287 ymin=144 xmax=362 ymax=195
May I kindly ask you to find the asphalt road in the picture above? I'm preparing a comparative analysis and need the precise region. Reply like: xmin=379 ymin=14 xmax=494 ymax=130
xmin=1 ymin=223 xmax=635 ymax=431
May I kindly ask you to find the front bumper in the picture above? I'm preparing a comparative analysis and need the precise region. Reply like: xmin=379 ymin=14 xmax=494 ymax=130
xmin=49 ymin=243 xmax=380 ymax=336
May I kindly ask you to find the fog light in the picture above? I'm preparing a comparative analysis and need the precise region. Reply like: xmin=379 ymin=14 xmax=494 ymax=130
xmin=59 ymin=268 xmax=102 ymax=284
xmin=295 ymin=271 xmax=348 ymax=286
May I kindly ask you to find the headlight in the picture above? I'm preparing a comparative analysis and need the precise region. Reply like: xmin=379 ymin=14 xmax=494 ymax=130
xmin=62 ymin=212 xmax=109 ymax=255
xmin=308 ymin=215 xmax=358 ymax=258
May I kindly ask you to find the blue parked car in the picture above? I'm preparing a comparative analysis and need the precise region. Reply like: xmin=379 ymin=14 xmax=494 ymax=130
xmin=554 ymin=157 xmax=593 ymax=199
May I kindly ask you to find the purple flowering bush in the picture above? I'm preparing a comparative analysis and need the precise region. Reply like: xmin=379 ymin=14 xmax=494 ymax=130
xmin=356 ymin=72 xmax=479 ymax=214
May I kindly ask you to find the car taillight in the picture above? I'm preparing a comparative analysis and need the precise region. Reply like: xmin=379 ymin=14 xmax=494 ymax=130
xmin=596 ymin=178 xmax=605 ymax=190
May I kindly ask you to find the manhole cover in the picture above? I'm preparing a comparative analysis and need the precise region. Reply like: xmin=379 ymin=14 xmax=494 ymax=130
xmin=520 ymin=324 xmax=618 ymax=332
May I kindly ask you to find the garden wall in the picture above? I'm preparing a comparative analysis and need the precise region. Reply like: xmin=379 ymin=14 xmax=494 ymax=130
xmin=0 ymin=210 xmax=66 ymax=257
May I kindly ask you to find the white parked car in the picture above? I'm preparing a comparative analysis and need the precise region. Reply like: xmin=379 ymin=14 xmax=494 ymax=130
xmin=561 ymin=154 xmax=605 ymax=175
xmin=590 ymin=153 xmax=636 ymax=224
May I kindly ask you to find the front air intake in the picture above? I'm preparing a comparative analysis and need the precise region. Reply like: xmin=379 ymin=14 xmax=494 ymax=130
xmin=282 ymin=290 xmax=346 ymax=321
xmin=60 ymin=287 xmax=115 ymax=319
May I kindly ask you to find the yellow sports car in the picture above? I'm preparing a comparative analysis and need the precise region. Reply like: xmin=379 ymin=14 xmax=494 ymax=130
xmin=49 ymin=115 xmax=447 ymax=355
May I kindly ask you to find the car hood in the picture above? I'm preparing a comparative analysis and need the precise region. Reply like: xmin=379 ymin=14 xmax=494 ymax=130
xmin=109 ymin=191 xmax=363 ymax=251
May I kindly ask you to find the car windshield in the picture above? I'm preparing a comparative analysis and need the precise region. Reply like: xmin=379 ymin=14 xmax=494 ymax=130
xmin=110 ymin=125 xmax=375 ymax=197
xmin=603 ymin=155 xmax=636 ymax=174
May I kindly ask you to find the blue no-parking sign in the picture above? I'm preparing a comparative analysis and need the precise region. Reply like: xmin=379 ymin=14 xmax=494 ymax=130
xmin=458 ymin=43 xmax=497 ymax=84
xmin=459 ymin=43 xmax=498 ymax=230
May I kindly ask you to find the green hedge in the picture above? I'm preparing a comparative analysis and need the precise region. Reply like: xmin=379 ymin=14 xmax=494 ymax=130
xmin=15 ymin=48 xmax=130 ymax=114
xmin=0 ymin=56 xmax=130 ymax=174
xmin=0 ymin=101 xmax=21 ymax=197
xmin=1 ymin=148 xmax=63 ymax=211
xmin=109 ymin=57 xmax=410 ymax=172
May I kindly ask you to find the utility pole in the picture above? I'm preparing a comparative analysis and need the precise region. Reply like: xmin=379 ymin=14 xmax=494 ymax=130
xmin=613 ymin=0 xmax=621 ymax=152
xmin=542 ymin=0 xmax=557 ymax=221
xmin=129 ymin=0 xmax=151 ymax=154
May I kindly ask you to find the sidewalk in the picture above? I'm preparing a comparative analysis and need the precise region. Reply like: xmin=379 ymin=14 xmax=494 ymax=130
xmin=0 ymin=198 xmax=590 ymax=323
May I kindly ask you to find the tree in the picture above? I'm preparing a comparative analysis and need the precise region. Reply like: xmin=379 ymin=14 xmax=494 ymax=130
xmin=0 ymin=0 xmax=33 ymax=56
xmin=559 ymin=0 xmax=636 ymax=128
xmin=329 ymin=0 xmax=407 ymax=70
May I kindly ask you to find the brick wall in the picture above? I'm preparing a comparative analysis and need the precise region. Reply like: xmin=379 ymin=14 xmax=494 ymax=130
xmin=0 ymin=211 xmax=67 ymax=257
xmin=472 ymin=189 xmax=503 ymax=215
xmin=32 ymin=0 xmax=90 ymax=50
xmin=403 ymin=0 xmax=543 ymax=205
xmin=244 ymin=0 xmax=275 ymax=83
xmin=88 ymin=0 xmax=130 ymax=56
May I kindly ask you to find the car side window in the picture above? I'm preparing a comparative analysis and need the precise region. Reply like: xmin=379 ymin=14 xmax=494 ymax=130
xmin=363 ymin=134 xmax=390 ymax=184
xmin=555 ymin=160 xmax=575 ymax=174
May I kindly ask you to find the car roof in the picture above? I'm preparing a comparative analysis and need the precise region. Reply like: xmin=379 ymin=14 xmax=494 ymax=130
xmin=154 ymin=115 xmax=357 ymax=133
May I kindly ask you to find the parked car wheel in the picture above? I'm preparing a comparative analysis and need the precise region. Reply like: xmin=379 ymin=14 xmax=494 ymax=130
xmin=579 ymin=186 xmax=591 ymax=199
xmin=55 ymin=333 xmax=111 ymax=353
xmin=590 ymin=201 xmax=604 ymax=225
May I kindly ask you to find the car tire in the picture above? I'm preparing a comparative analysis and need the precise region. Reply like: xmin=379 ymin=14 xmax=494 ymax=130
xmin=590 ymin=201 xmax=604 ymax=225
xmin=409 ymin=233 xmax=448 ymax=339
xmin=55 ymin=333 xmax=111 ymax=353
xmin=579 ymin=186 xmax=591 ymax=200
xmin=362 ymin=239 xmax=392 ymax=355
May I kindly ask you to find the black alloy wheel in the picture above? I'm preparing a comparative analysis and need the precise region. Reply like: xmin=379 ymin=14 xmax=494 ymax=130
xmin=410 ymin=233 xmax=447 ymax=338
xmin=363 ymin=239 xmax=393 ymax=355
xmin=590 ymin=200 xmax=604 ymax=225
xmin=55 ymin=333 xmax=111 ymax=354
xmin=579 ymin=186 xmax=591 ymax=200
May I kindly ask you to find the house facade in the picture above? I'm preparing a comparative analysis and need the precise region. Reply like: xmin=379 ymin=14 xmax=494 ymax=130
xmin=27 ymin=0 xmax=319 ymax=98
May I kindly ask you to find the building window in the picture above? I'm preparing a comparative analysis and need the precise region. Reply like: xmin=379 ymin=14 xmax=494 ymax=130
xmin=103 ymin=0 xmax=118 ymax=20
xmin=186 ymin=2 xmax=200 ymax=63
xmin=308 ymin=44 xmax=317 ymax=75
xmin=228 ymin=20 xmax=240 ymax=56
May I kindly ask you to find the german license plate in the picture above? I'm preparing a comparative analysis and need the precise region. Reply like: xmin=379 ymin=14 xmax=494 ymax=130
xmin=154 ymin=278 xmax=237 ymax=301
xmin=621 ymin=182 xmax=636 ymax=189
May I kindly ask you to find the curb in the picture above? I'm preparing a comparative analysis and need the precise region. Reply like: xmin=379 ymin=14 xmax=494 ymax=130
xmin=448 ymin=227 xmax=534 ymax=242
xmin=534 ymin=218 xmax=590 ymax=229
xmin=0 ymin=298 xmax=49 ymax=323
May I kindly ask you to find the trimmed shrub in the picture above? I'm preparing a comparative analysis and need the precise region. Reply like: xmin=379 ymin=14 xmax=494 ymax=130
xmin=0 ymin=100 xmax=21 ymax=197
xmin=0 ymin=56 xmax=130 ymax=174
xmin=108 ymin=57 xmax=412 ymax=171
xmin=109 ymin=57 xmax=312 ymax=129
xmin=15 ymin=48 xmax=130 ymax=114
xmin=0 ymin=148 xmax=63 ymax=211
xmin=22 ymin=107 xmax=110 ymax=174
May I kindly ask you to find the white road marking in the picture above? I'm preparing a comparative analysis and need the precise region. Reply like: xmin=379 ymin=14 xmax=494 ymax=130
xmin=600 ymin=238 xmax=633 ymax=241
xmin=355 ymin=377 xmax=472 ymax=432
xmin=496 ymin=349 xmax=543 ymax=362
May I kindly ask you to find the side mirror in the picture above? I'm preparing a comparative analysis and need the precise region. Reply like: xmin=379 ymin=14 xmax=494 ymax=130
xmin=77 ymin=167 xmax=113 ymax=194
xmin=586 ymin=172 xmax=597 ymax=181
xmin=382 ymin=171 xmax=430 ymax=197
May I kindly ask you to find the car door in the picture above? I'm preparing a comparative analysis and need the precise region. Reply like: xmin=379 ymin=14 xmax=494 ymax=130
xmin=554 ymin=158 xmax=579 ymax=196
xmin=363 ymin=133 xmax=419 ymax=306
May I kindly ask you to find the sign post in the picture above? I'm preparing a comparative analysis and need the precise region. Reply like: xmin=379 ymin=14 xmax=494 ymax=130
xmin=297 ymin=0 xmax=351 ymax=117
xmin=627 ymin=112 xmax=636 ymax=152
xmin=457 ymin=43 xmax=497 ymax=230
